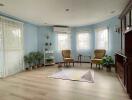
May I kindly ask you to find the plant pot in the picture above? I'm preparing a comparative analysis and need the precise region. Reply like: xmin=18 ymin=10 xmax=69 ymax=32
xmin=37 ymin=64 xmax=41 ymax=67
xmin=106 ymin=66 xmax=111 ymax=72
xmin=41 ymin=64 xmax=44 ymax=67
xmin=25 ymin=67 xmax=29 ymax=70
xmin=38 ymin=64 xmax=42 ymax=67
xmin=28 ymin=67 xmax=32 ymax=70
xmin=34 ymin=65 xmax=38 ymax=69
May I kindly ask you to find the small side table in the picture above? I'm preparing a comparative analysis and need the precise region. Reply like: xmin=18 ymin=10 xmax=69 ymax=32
xmin=78 ymin=54 xmax=91 ymax=65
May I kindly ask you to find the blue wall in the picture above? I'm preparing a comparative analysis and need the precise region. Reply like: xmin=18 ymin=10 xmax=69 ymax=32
xmin=38 ymin=26 xmax=53 ymax=52
xmin=37 ymin=25 xmax=95 ymax=62
xmin=70 ymin=16 xmax=120 ymax=61
xmin=0 ymin=11 xmax=121 ymax=62
xmin=93 ymin=16 xmax=121 ymax=59
xmin=23 ymin=23 xmax=38 ymax=54
xmin=37 ymin=26 xmax=58 ymax=61
xmin=70 ymin=25 xmax=95 ymax=61
xmin=37 ymin=16 xmax=121 ymax=62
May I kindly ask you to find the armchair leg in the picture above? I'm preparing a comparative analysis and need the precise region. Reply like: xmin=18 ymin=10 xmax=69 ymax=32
xmin=73 ymin=62 xmax=74 ymax=67
xmin=91 ymin=63 xmax=92 ymax=69
xmin=99 ymin=64 xmax=100 ymax=70
xmin=65 ymin=63 xmax=67 ymax=67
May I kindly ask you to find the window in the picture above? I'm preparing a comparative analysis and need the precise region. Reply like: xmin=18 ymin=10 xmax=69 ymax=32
xmin=77 ymin=32 xmax=90 ymax=50
xmin=95 ymin=27 xmax=109 ymax=50
xmin=57 ymin=33 xmax=71 ymax=50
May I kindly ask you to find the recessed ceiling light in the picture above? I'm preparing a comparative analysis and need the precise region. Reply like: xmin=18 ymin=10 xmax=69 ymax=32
xmin=65 ymin=9 xmax=70 ymax=12
xmin=44 ymin=22 xmax=48 ymax=24
xmin=0 ymin=3 xmax=4 ymax=6
xmin=111 ymin=10 xmax=116 ymax=14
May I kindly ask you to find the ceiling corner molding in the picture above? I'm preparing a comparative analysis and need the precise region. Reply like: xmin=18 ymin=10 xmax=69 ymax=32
xmin=119 ymin=0 xmax=132 ymax=19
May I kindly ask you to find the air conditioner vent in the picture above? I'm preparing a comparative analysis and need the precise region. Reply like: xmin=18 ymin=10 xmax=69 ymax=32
xmin=53 ymin=26 xmax=71 ymax=33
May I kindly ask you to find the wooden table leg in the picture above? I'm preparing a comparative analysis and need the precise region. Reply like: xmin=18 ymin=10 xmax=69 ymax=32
xmin=78 ymin=55 xmax=82 ymax=66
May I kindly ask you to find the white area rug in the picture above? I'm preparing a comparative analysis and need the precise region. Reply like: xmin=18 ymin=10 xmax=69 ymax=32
xmin=48 ymin=69 xmax=94 ymax=83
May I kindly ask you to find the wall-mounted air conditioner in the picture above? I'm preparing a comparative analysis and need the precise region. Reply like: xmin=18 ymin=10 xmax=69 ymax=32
xmin=53 ymin=26 xmax=71 ymax=33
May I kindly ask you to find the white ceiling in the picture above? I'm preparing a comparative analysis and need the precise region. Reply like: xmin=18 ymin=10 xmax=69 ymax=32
xmin=0 ymin=0 xmax=129 ymax=26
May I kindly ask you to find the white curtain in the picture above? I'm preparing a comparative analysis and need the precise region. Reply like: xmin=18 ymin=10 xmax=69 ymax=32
xmin=0 ymin=17 xmax=4 ymax=77
xmin=55 ymin=32 xmax=71 ymax=62
xmin=57 ymin=33 xmax=71 ymax=51
xmin=77 ymin=32 xmax=91 ymax=51
xmin=95 ymin=27 xmax=109 ymax=50
xmin=0 ymin=16 xmax=24 ymax=77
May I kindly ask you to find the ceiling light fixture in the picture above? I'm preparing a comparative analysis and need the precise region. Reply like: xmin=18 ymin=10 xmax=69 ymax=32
xmin=111 ymin=10 xmax=116 ymax=14
xmin=65 ymin=9 xmax=70 ymax=12
xmin=0 ymin=3 xmax=4 ymax=6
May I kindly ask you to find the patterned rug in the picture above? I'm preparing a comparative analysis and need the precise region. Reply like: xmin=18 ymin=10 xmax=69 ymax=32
xmin=48 ymin=69 xmax=94 ymax=83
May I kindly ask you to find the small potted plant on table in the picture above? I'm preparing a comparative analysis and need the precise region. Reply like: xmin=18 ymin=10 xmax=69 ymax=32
xmin=101 ymin=55 xmax=114 ymax=72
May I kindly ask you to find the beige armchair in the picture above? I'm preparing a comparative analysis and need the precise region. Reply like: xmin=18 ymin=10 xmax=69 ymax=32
xmin=91 ymin=49 xmax=106 ymax=69
xmin=62 ymin=50 xmax=74 ymax=67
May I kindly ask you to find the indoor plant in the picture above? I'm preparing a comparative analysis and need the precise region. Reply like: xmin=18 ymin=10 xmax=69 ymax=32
xmin=29 ymin=52 xmax=38 ymax=69
xmin=24 ymin=55 xmax=33 ymax=70
xmin=46 ymin=58 xmax=53 ymax=64
xmin=101 ymin=55 xmax=114 ymax=72
xmin=35 ymin=51 xmax=44 ymax=67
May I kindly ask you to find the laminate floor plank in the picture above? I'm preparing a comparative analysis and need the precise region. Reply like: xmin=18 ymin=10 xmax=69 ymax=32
xmin=0 ymin=64 xmax=130 ymax=100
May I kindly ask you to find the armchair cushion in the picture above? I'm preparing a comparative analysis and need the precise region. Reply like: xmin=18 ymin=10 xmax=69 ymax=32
xmin=91 ymin=59 xmax=102 ymax=64
xmin=94 ymin=49 xmax=106 ymax=59
xmin=64 ymin=58 xmax=74 ymax=62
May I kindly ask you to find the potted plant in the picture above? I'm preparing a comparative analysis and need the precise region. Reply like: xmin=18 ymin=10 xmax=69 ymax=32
xmin=101 ymin=55 xmax=114 ymax=72
xmin=29 ymin=52 xmax=38 ymax=69
xmin=46 ymin=58 xmax=53 ymax=64
xmin=35 ymin=52 xmax=44 ymax=67
xmin=24 ymin=55 xmax=32 ymax=70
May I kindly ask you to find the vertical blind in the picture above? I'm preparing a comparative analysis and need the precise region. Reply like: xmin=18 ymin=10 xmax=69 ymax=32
xmin=77 ymin=32 xmax=91 ymax=51
xmin=0 ymin=16 xmax=24 ymax=77
xmin=0 ymin=17 xmax=4 ymax=77
xmin=57 ymin=33 xmax=71 ymax=50
xmin=95 ymin=27 xmax=109 ymax=50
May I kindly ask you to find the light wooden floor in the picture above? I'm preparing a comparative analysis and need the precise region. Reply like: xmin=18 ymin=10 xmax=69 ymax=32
xmin=0 ymin=63 xmax=130 ymax=100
